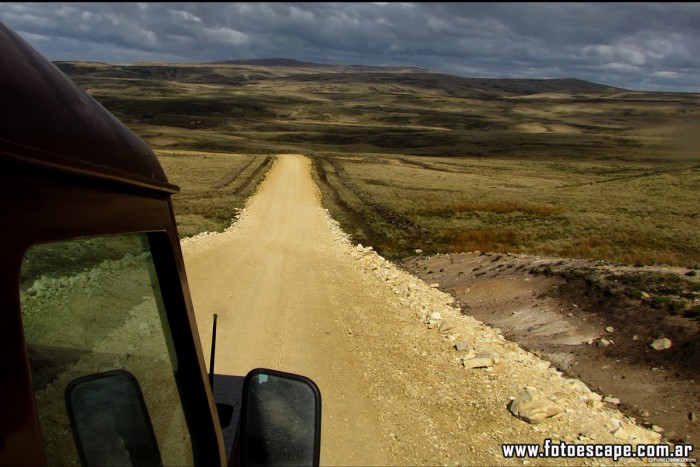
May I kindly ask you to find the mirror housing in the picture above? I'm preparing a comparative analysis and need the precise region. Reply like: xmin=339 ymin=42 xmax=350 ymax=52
xmin=65 ymin=369 xmax=162 ymax=467
xmin=238 ymin=368 xmax=321 ymax=466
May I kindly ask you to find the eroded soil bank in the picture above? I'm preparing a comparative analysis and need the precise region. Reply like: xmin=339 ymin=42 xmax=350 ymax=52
xmin=400 ymin=251 xmax=700 ymax=447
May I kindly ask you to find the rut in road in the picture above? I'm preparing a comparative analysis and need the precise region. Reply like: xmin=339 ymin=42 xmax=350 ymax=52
xmin=182 ymin=154 xmax=661 ymax=466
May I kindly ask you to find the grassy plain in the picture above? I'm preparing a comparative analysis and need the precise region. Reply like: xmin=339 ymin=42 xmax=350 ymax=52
xmin=155 ymin=150 xmax=273 ymax=237
xmin=57 ymin=61 xmax=700 ymax=265
xmin=313 ymin=155 xmax=700 ymax=265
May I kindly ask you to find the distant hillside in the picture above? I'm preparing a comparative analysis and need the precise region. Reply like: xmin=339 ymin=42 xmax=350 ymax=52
xmin=200 ymin=59 xmax=613 ymax=94
xmin=207 ymin=58 xmax=331 ymax=68
xmin=273 ymin=72 xmax=620 ymax=97
xmin=55 ymin=60 xmax=616 ymax=97
xmin=54 ymin=58 xmax=698 ymax=159
xmin=206 ymin=58 xmax=429 ymax=73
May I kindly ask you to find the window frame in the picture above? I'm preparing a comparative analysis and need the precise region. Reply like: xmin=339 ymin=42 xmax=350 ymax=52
xmin=0 ymin=166 xmax=225 ymax=466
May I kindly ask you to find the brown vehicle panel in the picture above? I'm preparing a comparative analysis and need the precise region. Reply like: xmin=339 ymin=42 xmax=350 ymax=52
xmin=0 ymin=19 xmax=226 ymax=466
xmin=0 ymin=22 xmax=178 ymax=194
xmin=0 ymin=170 xmax=225 ymax=466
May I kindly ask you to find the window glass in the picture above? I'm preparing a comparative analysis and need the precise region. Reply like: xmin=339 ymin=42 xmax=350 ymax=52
xmin=20 ymin=233 xmax=193 ymax=465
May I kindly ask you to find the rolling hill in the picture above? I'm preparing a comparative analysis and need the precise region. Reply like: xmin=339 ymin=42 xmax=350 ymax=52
xmin=54 ymin=59 xmax=698 ymax=159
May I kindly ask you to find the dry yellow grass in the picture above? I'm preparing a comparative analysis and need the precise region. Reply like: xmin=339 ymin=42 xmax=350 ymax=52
xmin=155 ymin=150 xmax=274 ymax=237
xmin=314 ymin=155 xmax=700 ymax=266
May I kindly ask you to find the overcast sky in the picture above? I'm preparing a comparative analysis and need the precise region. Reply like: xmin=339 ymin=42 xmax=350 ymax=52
xmin=1 ymin=2 xmax=699 ymax=92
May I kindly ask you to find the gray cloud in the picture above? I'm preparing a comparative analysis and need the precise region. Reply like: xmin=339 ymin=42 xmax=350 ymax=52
xmin=1 ymin=2 xmax=698 ymax=92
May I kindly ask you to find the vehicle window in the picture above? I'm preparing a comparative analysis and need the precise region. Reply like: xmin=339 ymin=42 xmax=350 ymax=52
xmin=19 ymin=233 xmax=193 ymax=465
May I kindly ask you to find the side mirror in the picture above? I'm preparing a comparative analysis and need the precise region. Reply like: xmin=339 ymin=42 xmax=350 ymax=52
xmin=65 ymin=370 xmax=162 ymax=467
xmin=239 ymin=368 xmax=321 ymax=466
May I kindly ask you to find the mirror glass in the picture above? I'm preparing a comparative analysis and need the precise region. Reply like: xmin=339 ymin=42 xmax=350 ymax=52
xmin=65 ymin=369 xmax=162 ymax=467
xmin=241 ymin=369 xmax=321 ymax=466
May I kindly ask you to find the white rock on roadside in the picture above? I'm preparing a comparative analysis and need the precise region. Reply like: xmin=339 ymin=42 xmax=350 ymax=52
xmin=508 ymin=386 xmax=563 ymax=424
xmin=454 ymin=340 xmax=470 ymax=352
xmin=462 ymin=352 xmax=495 ymax=369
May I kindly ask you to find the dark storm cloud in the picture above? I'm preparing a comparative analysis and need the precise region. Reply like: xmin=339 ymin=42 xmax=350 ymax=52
xmin=1 ymin=2 xmax=698 ymax=92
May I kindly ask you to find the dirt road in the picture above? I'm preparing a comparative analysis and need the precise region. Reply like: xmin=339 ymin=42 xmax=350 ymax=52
xmin=182 ymin=154 xmax=390 ymax=465
xmin=182 ymin=154 xmax=670 ymax=466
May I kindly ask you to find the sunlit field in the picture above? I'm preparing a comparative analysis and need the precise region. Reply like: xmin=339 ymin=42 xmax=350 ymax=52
xmin=312 ymin=154 xmax=700 ymax=265
xmin=155 ymin=150 xmax=273 ymax=237
xmin=58 ymin=61 xmax=700 ymax=265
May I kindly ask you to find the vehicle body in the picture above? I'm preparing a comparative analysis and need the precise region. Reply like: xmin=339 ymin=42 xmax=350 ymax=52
xmin=0 ymin=22 xmax=320 ymax=466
